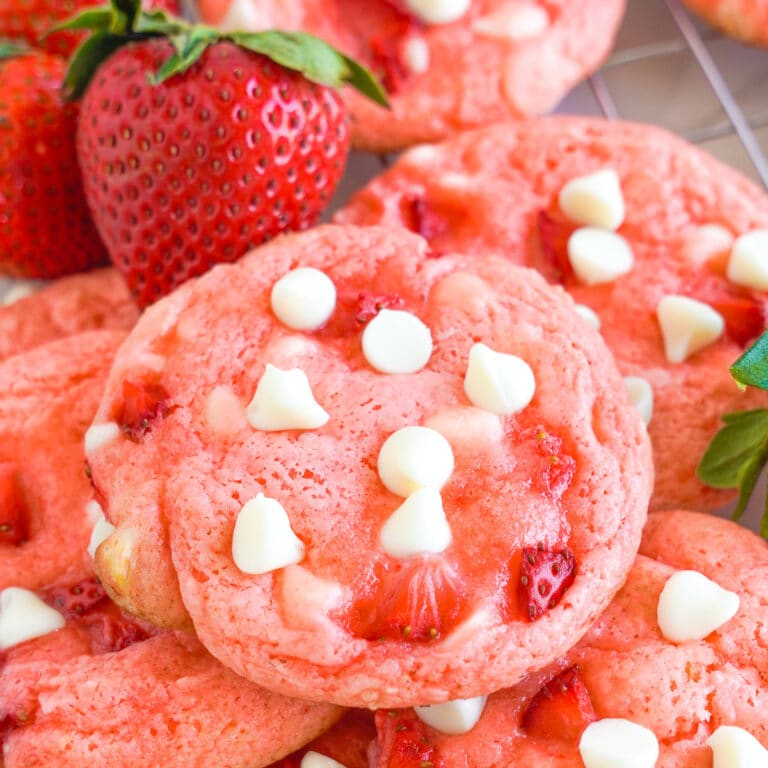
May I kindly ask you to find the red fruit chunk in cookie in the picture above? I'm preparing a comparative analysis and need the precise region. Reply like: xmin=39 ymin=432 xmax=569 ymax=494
xmin=515 ymin=426 xmax=577 ymax=501
xmin=376 ymin=710 xmax=443 ymax=768
xmin=0 ymin=463 xmax=27 ymax=546
xmin=520 ymin=665 xmax=597 ymax=742
xmin=117 ymin=380 xmax=171 ymax=441
xmin=708 ymin=294 xmax=765 ymax=347
xmin=42 ymin=576 xmax=107 ymax=619
xmin=401 ymin=195 xmax=447 ymax=241
xmin=519 ymin=545 xmax=577 ymax=621
xmin=355 ymin=292 xmax=407 ymax=324
xmin=536 ymin=210 xmax=577 ymax=285
xmin=349 ymin=558 xmax=467 ymax=642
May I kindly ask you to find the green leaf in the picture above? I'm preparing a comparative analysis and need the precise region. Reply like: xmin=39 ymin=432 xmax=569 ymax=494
xmin=731 ymin=331 xmax=768 ymax=390
xmin=0 ymin=41 xmax=29 ymax=60
xmin=64 ymin=32 xmax=126 ymax=98
xmin=150 ymin=31 xmax=213 ymax=84
xmin=697 ymin=409 xmax=768 ymax=530
xmin=50 ymin=8 xmax=115 ymax=34
xmin=230 ymin=30 xmax=389 ymax=107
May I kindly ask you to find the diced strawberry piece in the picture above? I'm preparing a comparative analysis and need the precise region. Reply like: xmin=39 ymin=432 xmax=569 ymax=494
xmin=521 ymin=665 xmax=597 ymax=742
xmin=117 ymin=379 xmax=171 ymax=441
xmin=355 ymin=292 xmax=406 ymax=324
xmin=516 ymin=426 xmax=577 ymax=500
xmin=0 ymin=462 xmax=27 ymax=546
xmin=519 ymin=544 xmax=577 ymax=621
xmin=536 ymin=210 xmax=577 ymax=285
xmin=41 ymin=577 xmax=108 ymax=620
xmin=366 ymin=2 xmax=422 ymax=94
xmin=375 ymin=710 xmax=443 ymax=768
xmin=348 ymin=558 xmax=467 ymax=642
xmin=400 ymin=195 xmax=447 ymax=241
xmin=708 ymin=295 xmax=765 ymax=347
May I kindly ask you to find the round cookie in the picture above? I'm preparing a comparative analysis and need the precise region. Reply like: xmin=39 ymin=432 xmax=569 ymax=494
xmin=0 ymin=331 xmax=126 ymax=592
xmin=194 ymin=0 xmax=626 ymax=152
xmin=0 ymin=578 xmax=341 ymax=768
xmin=368 ymin=510 xmax=768 ymax=767
xmin=681 ymin=0 xmax=768 ymax=46
xmin=336 ymin=116 xmax=768 ymax=512
xmin=86 ymin=224 xmax=652 ymax=707
xmin=0 ymin=268 xmax=138 ymax=363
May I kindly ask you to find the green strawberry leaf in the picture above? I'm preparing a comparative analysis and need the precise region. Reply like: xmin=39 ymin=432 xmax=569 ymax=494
xmin=0 ymin=41 xmax=30 ymax=60
xmin=730 ymin=330 xmax=768 ymax=389
xmin=50 ymin=8 xmax=115 ymax=33
xmin=64 ymin=32 xmax=127 ymax=98
xmin=697 ymin=409 xmax=768 ymax=531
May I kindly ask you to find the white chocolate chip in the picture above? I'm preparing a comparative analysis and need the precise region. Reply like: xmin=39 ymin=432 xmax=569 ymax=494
xmin=246 ymin=364 xmax=329 ymax=431
xmin=414 ymin=696 xmax=487 ymax=734
xmin=657 ymin=570 xmax=739 ymax=643
xmin=84 ymin=422 xmax=121 ymax=455
xmin=88 ymin=510 xmax=116 ymax=560
xmin=708 ymin=725 xmax=768 ymax=768
xmin=2 ymin=280 xmax=40 ymax=306
xmin=362 ymin=309 xmax=433 ymax=375
xmin=379 ymin=487 xmax=452 ymax=558
xmin=204 ymin=385 xmax=246 ymax=435
xmin=378 ymin=426 xmax=455 ymax=497
xmin=579 ymin=719 xmax=659 ymax=768
xmin=270 ymin=267 xmax=337 ymax=331
xmin=567 ymin=228 xmax=634 ymax=285
xmin=232 ymin=494 xmax=305 ymax=575
xmin=404 ymin=0 xmax=471 ymax=24
xmin=559 ymin=169 xmax=625 ymax=230
xmin=656 ymin=295 xmax=724 ymax=363
xmin=574 ymin=304 xmax=601 ymax=330
xmin=0 ymin=587 xmax=66 ymax=650
xmin=624 ymin=376 xmax=653 ymax=426
xmin=681 ymin=223 xmax=733 ymax=266
xmin=402 ymin=36 xmax=430 ymax=74
xmin=726 ymin=229 xmax=768 ymax=291
xmin=217 ymin=0 xmax=264 ymax=31
xmin=463 ymin=343 xmax=535 ymax=415
xmin=301 ymin=752 xmax=348 ymax=768
xmin=473 ymin=3 xmax=548 ymax=40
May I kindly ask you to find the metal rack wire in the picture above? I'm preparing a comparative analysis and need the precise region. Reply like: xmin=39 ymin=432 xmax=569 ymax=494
xmin=588 ymin=0 xmax=768 ymax=188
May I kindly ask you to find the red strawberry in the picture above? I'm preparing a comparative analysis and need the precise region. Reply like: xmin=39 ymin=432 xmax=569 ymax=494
xmin=707 ymin=294 xmax=765 ymax=347
xmin=317 ymin=290 xmax=405 ymax=337
xmin=0 ymin=0 xmax=180 ymax=57
xmin=0 ymin=462 xmax=27 ymax=547
xmin=519 ymin=544 xmax=577 ymax=621
xmin=348 ymin=557 xmax=467 ymax=642
xmin=116 ymin=379 xmax=171 ymax=441
xmin=66 ymin=1 xmax=386 ymax=308
xmin=515 ymin=426 xmax=577 ymax=500
xmin=536 ymin=209 xmax=577 ymax=285
xmin=374 ymin=710 xmax=443 ymax=768
xmin=400 ymin=194 xmax=447 ymax=241
xmin=0 ymin=47 xmax=108 ymax=278
xmin=41 ymin=576 xmax=108 ymax=619
xmin=521 ymin=665 xmax=597 ymax=741
xmin=354 ymin=292 xmax=407 ymax=324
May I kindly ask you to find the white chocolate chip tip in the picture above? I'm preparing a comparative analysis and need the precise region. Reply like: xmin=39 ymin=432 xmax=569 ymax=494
xmin=414 ymin=695 xmax=487 ymax=734
xmin=656 ymin=295 xmax=724 ymax=363
xmin=473 ymin=3 xmax=549 ymax=41
xmin=270 ymin=267 xmax=337 ymax=331
xmin=0 ymin=587 xmax=66 ymax=651
xmin=362 ymin=309 xmax=433 ymax=375
xmin=88 ymin=510 xmax=117 ymax=560
xmin=463 ymin=343 xmax=536 ymax=416
xmin=579 ymin=718 xmax=659 ymax=768
xmin=404 ymin=0 xmax=471 ymax=25
xmin=379 ymin=487 xmax=452 ymax=559
xmin=559 ymin=169 xmax=625 ymax=231
xmin=84 ymin=422 xmax=121 ymax=455
xmin=624 ymin=376 xmax=653 ymax=426
xmin=300 ymin=752 xmax=348 ymax=768
xmin=726 ymin=229 xmax=768 ymax=292
xmin=567 ymin=228 xmax=634 ymax=285
xmin=708 ymin=725 xmax=768 ymax=768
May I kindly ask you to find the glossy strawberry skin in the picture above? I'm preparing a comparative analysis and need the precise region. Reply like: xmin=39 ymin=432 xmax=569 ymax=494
xmin=0 ymin=0 xmax=181 ymax=57
xmin=521 ymin=665 xmax=597 ymax=742
xmin=116 ymin=379 xmax=171 ymax=441
xmin=0 ymin=462 xmax=27 ymax=546
xmin=519 ymin=544 xmax=577 ymax=621
xmin=374 ymin=710 xmax=443 ymax=768
xmin=77 ymin=39 xmax=350 ymax=307
xmin=0 ymin=51 xmax=109 ymax=278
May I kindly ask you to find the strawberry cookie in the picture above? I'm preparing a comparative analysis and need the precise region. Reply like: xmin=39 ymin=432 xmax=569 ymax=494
xmin=0 ymin=269 xmax=138 ymax=363
xmin=194 ymin=0 xmax=626 ymax=152
xmin=0 ymin=331 xmax=127 ymax=592
xmin=368 ymin=510 xmax=768 ymax=767
xmin=86 ymin=224 xmax=652 ymax=707
xmin=337 ymin=116 xmax=768 ymax=512
xmin=681 ymin=0 xmax=768 ymax=46
xmin=0 ymin=577 xmax=341 ymax=768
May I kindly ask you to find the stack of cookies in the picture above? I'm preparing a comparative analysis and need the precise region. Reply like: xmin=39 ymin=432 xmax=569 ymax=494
xmin=2 ymin=2 xmax=768 ymax=767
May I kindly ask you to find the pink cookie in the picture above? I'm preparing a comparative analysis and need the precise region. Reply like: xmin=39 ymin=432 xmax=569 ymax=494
xmin=0 ymin=331 xmax=126 ymax=592
xmin=368 ymin=510 xmax=768 ymax=767
xmin=682 ymin=0 xmax=768 ymax=46
xmin=0 ymin=577 xmax=341 ymax=768
xmin=336 ymin=116 xmax=768 ymax=512
xmin=195 ymin=0 xmax=625 ymax=152
xmin=0 ymin=269 xmax=138 ymax=363
xmin=86 ymin=224 xmax=651 ymax=707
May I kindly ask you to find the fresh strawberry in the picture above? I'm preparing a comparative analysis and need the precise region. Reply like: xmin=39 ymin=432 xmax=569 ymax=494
xmin=0 ymin=46 xmax=108 ymax=278
xmin=521 ymin=665 xmax=597 ymax=742
xmin=536 ymin=209 xmax=577 ymax=285
xmin=0 ymin=462 xmax=27 ymax=547
xmin=707 ymin=294 xmax=765 ymax=347
xmin=41 ymin=576 xmax=150 ymax=653
xmin=116 ymin=379 xmax=171 ymax=441
xmin=514 ymin=426 xmax=577 ymax=500
xmin=400 ymin=194 xmax=447 ymax=241
xmin=374 ymin=709 xmax=443 ymax=768
xmin=65 ymin=0 xmax=386 ymax=308
xmin=348 ymin=557 xmax=467 ymax=642
xmin=518 ymin=544 xmax=577 ymax=621
xmin=0 ymin=0 xmax=180 ymax=57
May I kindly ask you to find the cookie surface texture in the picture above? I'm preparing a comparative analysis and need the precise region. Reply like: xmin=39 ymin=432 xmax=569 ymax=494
xmin=86 ymin=224 xmax=652 ymax=707
xmin=336 ymin=116 xmax=768 ymax=512
xmin=195 ymin=0 xmax=625 ymax=152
